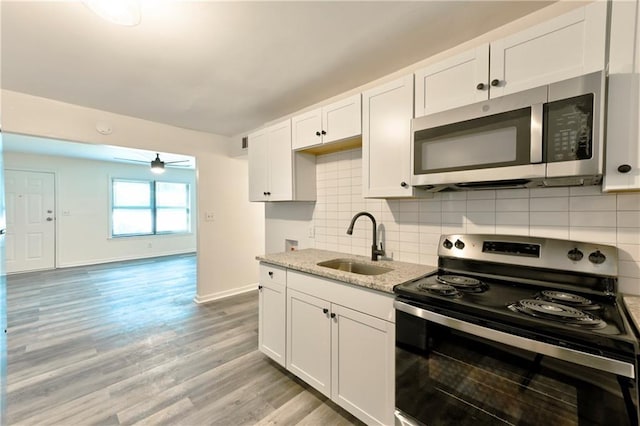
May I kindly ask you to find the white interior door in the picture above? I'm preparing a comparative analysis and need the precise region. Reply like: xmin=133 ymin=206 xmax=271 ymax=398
xmin=5 ymin=170 xmax=55 ymax=273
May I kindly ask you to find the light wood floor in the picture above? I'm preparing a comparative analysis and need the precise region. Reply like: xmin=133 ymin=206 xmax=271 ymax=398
xmin=6 ymin=254 xmax=362 ymax=425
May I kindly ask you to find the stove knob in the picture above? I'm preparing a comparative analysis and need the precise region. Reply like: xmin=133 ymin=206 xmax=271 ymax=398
xmin=567 ymin=248 xmax=584 ymax=261
xmin=443 ymin=239 xmax=453 ymax=249
xmin=454 ymin=239 xmax=465 ymax=250
xmin=588 ymin=250 xmax=606 ymax=265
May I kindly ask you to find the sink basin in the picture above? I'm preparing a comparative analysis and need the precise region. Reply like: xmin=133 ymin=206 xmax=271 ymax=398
xmin=317 ymin=258 xmax=392 ymax=276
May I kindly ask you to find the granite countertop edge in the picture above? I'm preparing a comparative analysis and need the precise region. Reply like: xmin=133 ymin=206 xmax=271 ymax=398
xmin=623 ymin=295 xmax=640 ymax=335
xmin=256 ymin=248 xmax=436 ymax=294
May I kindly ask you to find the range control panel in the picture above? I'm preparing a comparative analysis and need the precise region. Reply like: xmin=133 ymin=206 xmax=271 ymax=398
xmin=438 ymin=234 xmax=617 ymax=277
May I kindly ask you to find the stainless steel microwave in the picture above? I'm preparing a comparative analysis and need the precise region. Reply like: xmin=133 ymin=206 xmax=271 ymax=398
xmin=411 ymin=71 xmax=604 ymax=191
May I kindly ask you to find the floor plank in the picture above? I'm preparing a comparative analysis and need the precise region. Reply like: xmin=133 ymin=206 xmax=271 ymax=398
xmin=6 ymin=254 xmax=362 ymax=425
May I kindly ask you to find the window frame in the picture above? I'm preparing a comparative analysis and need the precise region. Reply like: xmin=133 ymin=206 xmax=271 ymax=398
xmin=110 ymin=178 xmax=191 ymax=238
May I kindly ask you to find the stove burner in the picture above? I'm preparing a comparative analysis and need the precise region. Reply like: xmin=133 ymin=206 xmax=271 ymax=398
xmin=417 ymin=282 xmax=460 ymax=297
xmin=436 ymin=275 xmax=487 ymax=292
xmin=539 ymin=290 xmax=600 ymax=310
xmin=509 ymin=299 xmax=606 ymax=329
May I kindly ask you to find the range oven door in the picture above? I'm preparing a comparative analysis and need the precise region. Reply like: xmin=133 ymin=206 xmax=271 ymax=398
xmin=394 ymin=300 xmax=639 ymax=426
xmin=411 ymin=86 xmax=546 ymax=189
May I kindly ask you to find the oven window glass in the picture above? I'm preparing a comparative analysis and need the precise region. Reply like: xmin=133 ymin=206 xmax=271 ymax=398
xmin=414 ymin=107 xmax=531 ymax=175
xmin=396 ymin=311 xmax=637 ymax=426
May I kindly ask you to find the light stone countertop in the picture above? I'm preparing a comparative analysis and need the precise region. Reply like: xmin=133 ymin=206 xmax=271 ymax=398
xmin=623 ymin=295 xmax=640 ymax=334
xmin=256 ymin=248 xmax=436 ymax=294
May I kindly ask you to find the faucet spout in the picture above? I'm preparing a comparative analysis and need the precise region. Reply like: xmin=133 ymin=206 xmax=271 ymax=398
xmin=346 ymin=211 xmax=385 ymax=261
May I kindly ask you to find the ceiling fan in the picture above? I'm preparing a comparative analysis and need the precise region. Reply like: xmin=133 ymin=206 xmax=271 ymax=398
xmin=115 ymin=153 xmax=191 ymax=174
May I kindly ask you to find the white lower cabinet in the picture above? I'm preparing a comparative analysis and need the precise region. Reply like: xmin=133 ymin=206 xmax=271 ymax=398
xmin=286 ymin=270 xmax=395 ymax=426
xmin=258 ymin=264 xmax=287 ymax=367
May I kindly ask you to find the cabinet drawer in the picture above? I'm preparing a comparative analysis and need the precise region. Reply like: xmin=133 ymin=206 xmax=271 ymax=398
xmin=287 ymin=270 xmax=395 ymax=323
xmin=260 ymin=263 xmax=287 ymax=285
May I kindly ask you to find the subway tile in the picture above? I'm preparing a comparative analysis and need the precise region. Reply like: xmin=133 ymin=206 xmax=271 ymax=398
xmin=399 ymin=252 xmax=420 ymax=263
xmin=420 ymin=212 xmax=442 ymax=225
xmin=618 ymin=244 xmax=640 ymax=262
xmin=569 ymin=227 xmax=617 ymax=244
xmin=442 ymin=212 xmax=465 ymax=225
xmin=399 ymin=231 xmax=420 ymax=244
xmin=420 ymin=223 xmax=442 ymax=235
xmin=495 ymin=225 xmax=530 ymax=236
xmin=496 ymin=188 xmax=530 ymax=199
xmin=338 ymin=168 xmax=352 ymax=179
xmin=618 ymin=211 xmax=640 ymax=228
xmin=618 ymin=193 xmax=640 ymax=211
xmin=496 ymin=212 xmax=529 ymax=226
xmin=338 ymin=194 xmax=351 ymax=205
xmin=618 ymin=228 xmax=640 ymax=245
xmin=467 ymin=199 xmax=496 ymax=212
xmin=442 ymin=200 xmax=466 ymax=212
xmin=529 ymin=225 xmax=569 ymax=239
xmin=529 ymin=211 xmax=569 ymax=226
xmin=530 ymin=197 xmax=569 ymax=212
xmin=400 ymin=211 xmax=420 ymax=223
xmin=399 ymin=200 xmax=420 ymax=213
xmin=496 ymin=198 xmax=529 ymax=212
xmin=400 ymin=222 xmax=420 ymax=233
xmin=419 ymin=242 xmax=439 ymax=255
xmin=466 ymin=212 xmax=495 ymax=225
xmin=617 ymin=276 xmax=640 ymax=295
xmin=419 ymin=199 xmax=442 ymax=212
xmin=569 ymin=186 xmax=603 ymax=196
xmin=439 ymin=192 xmax=467 ymax=201
xmin=570 ymin=211 xmax=616 ymax=228
xmin=467 ymin=190 xmax=496 ymax=200
xmin=467 ymin=222 xmax=496 ymax=234
xmin=619 ymin=260 xmax=640 ymax=279
xmin=400 ymin=242 xmax=420 ymax=253
xmin=530 ymin=187 xmax=569 ymax=198
xmin=442 ymin=223 xmax=467 ymax=234
xmin=569 ymin=195 xmax=616 ymax=211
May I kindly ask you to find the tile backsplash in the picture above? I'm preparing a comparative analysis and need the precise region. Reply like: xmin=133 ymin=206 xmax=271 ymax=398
xmin=309 ymin=148 xmax=640 ymax=294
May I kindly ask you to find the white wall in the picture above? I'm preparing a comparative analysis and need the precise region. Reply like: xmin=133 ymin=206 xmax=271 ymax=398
xmin=4 ymin=149 xmax=197 ymax=268
xmin=2 ymin=90 xmax=265 ymax=302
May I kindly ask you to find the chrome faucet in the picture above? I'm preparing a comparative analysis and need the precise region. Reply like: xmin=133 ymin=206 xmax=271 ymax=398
xmin=346 ymin=211 xmax=385 ymax=261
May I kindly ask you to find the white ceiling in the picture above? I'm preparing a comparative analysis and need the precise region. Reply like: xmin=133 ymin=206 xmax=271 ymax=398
xmin=3 ymin=133 xmax=195 ymax=169
xmin=1 ymin=0 xmax=556 ymax=138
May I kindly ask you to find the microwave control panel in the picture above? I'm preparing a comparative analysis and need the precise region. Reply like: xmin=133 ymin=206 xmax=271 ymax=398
xmin=544 ymin=93 xmax=594 ymax=163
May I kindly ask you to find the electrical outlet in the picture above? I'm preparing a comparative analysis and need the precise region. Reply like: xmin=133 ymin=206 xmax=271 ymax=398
xmin=308 ymin=225 xmax=315 ymax=238
xmin=205 ymin=212 xmax=215 ymax=222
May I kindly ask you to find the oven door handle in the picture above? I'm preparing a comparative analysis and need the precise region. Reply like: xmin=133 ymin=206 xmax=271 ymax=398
xmin=394 ymin=300 xmax=635 ymax=379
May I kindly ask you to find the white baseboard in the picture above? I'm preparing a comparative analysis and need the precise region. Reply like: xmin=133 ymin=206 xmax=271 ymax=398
xmin=57 ymin=250 xmax=196 ymax=269
xmin=193 ymin=283 xmax=258 ymax=304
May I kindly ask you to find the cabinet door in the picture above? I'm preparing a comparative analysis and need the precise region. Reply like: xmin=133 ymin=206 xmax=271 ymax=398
xmin=362 ymin=74 xmax=415 ymax=198
xmin=267 ymin=119 xmax=294 ymax=201
xmin=490 ymin=1 xmax=606 ymax=98
xmin=292 ymin=108 xmax=322 ymax=150
xmin=322 ymin=94 xmax=362 ymax=144
xmin=415 ymin=44 xmax=489 ymax=117
xmin=286 ymin=289 xmax=332 ymax=397
xmin=258 ymin=278 xmax=286 ymax=367
xmin=248 ymin=128 xmax=269 ymax=202
xmin=331 ymin=304 xmax=395 ymax=425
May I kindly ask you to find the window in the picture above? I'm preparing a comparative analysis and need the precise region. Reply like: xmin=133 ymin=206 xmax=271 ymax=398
xmin=111 ymin=179 xmax=190 ymax=237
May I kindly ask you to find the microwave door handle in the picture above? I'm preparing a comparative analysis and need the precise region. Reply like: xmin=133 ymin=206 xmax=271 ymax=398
xmin=530 ymin=103 xmax=544 ymax=164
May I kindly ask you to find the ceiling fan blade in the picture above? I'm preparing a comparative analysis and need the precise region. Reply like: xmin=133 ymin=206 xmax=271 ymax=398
xmin=166 ymin=164 xmax=192 ymax=168
xmin=165 ymin=160 xmax=191 ymax=164
xmin=114 ymin=157 xmax=148 ymax=163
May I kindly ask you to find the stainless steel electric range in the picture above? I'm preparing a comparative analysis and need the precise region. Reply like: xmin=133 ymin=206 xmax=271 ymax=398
xmin=394 ymin=234 xmax=639 ymax=426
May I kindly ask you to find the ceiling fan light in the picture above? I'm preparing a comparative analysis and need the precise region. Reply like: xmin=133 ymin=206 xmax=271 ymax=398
xmin=150 ymin=154 xmax=165 ymax=174
xmin=83 ymin=0 xmax=141 ymax=26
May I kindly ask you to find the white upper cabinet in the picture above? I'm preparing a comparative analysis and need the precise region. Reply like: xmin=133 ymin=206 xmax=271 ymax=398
xmin=363 ymin=75 xmax=424 ymax=198
xmin=248 ymin=119 xmax=316 ymax=202
xmin=414 ymin=2 xmax=607 ymax=117
xmin=489 ymin=1 xmax=606 ymax=98
xmin=604 ymin=0 xmax=640 ymax=192
xmin=292 ymin=94 xmax=361 ymax=150
xmin=415 ymin=44 xmax=489 ymax=117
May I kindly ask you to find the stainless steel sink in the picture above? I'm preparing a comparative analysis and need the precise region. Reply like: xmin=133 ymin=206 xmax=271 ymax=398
xmin=317 ymin=258 xmax=392 ymax=276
